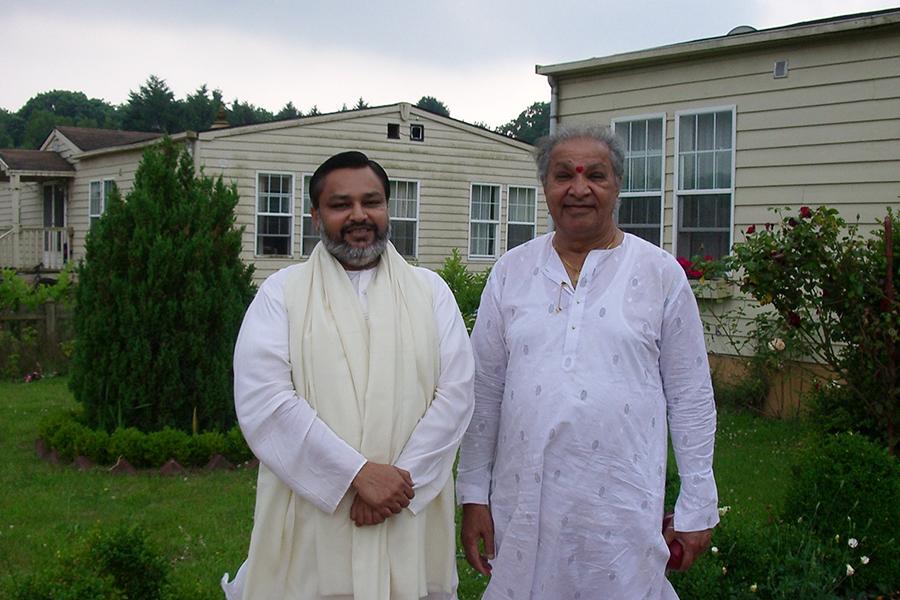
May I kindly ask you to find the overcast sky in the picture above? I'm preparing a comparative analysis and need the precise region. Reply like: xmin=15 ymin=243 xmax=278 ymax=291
xmin=4 ymin=0 xmax=897 ymax=128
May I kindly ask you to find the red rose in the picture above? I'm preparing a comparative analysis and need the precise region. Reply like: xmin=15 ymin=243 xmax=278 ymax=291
xmin=704 ymin=255 xmax=713 ymax=262
xmin=800 ymin=206 xmax=812 ymax=219
xmin=788 ymin=218 xmax=798 ymax=228
xmin=765 ymin=223 xmax=774 ymax=231
xmin=746 ymin=225 xmax=756 ymax=235
xmin=787 ymin=311 xmax=802 ymax=327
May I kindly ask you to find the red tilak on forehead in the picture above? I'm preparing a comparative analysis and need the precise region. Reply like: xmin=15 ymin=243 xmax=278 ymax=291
xmin=575 ymin=165 xmax=584 ymax=173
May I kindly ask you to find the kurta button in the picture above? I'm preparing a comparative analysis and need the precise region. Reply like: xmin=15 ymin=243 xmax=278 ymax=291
xmin=564 ymin=357 xmax=572 ymax=367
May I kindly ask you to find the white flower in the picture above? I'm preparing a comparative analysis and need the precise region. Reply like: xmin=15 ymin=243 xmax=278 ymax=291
xmin=711 ymin=546 xmax=719 ymax=555
xmin=721 ymin=566 xmax=727 ymax=575
xmin=846 ymin=564 xmax=855 ymax=576
xmin=834 ymin=534 xmax=840 ymax=543
xmin=860 ymin=556 xmax=870 ymax=565
xmin=718 ymin=506 xmax=731 ymax=516
xmin=767 ymin=338 xmax=785 ymax=352
xmin=848 ymin=538 xmax=858 ymax=548
xmin=749 ymin=584 xmax=758 ymax=593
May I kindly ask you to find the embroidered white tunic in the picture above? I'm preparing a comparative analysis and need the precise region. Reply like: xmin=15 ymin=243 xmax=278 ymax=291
xmin=225 ymin=262 xmax=475 ymax=600
xmin=456 ymin=233 xmax=719 ymax=600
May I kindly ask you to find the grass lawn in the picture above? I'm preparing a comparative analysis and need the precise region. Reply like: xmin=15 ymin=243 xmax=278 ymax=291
xmin=1 ymin=378 xmax=813 ymax=598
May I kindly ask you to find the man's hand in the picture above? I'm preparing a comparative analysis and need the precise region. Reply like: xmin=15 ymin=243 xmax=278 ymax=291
xmin=460 ymin=503 xmax=495 ymax=576
xmin=663 ymin=524 xmax=713 ymax=571
xmin=350 ymin=462 xmax=414 ymax=519
xmin=349 ymin=494 xmax=388 ymax=527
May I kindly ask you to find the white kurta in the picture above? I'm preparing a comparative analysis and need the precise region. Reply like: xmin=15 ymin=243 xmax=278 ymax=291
xmin=226 ymin=263 xmax=475 ymax=600
xmin=456 ymin=233 xmax=719 ymax=600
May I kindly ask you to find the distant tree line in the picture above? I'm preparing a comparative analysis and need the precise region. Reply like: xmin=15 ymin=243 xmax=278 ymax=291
xmin=0 ymin=74 xmax=550 ymax=149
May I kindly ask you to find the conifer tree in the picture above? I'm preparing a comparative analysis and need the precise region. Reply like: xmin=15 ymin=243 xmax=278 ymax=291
xmin=71 ymin=138 xmax=255 ymax=433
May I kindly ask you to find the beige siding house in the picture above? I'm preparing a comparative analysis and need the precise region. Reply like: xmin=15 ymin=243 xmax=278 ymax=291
xmin=0 ymin=103 xmax=546 ymax=280
xmin=537 ymin=8 xmax=900 ymax=261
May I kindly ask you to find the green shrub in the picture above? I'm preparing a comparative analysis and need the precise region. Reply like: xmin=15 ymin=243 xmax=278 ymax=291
xmin=712 ymin=370 xmax=768 ymax=413
xmin=436 ymin=249 xmax=488 ymax=331
xmin=185 ymin=431 xmax=225 ymax=465
xmin=70 ymin=137 xmax=255 ymax=434
xmin=108 ymin=427 xmax=148 ymax=467
xmin=73 ymin=427 xmax=109 ymax=463
xmin=782 ymin=432 xmax=900 ymax=593
xmin=144 ymin=427 xmax=191 ymax=466
xmin=803 ymin=383 xmax=880 ymax=440
xmin=671 ymin=516 xmax=880 ymax=599
xmin=41 ymin=410 xmax=255 ymax=469
xmin=3 ymin=526 xmax=168 ymax=600
xmin=48 ymin=419 xmax=83 ymax=462
xmin=225 ymin=425 xmax=253 ymax=464
xmin=81 ymin=525 xmax=169 ymax=600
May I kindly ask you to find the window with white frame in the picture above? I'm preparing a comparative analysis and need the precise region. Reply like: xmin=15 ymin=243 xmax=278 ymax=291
xmin=676 ymin=108 xmax=734 ymax=260
xmin=507 ymin=186 xmax=537 ymax=250
xmin=300 ymin=174 xmax=317 ymax=255
xmin=469 ymin=183 xmax=501 ymax=258
xmin=89 ymin=179 xmax=117 ymax=229
xmin=256 ymin=172 xmax=294 ymax=256
xmin=389 ymin=179 xmax=418 ymax=257
xmin=613 ymin=116 xmax=664 ymax=246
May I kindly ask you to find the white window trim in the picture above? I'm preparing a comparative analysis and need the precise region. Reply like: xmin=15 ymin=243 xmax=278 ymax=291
xmin=88 ymin=178 xmax=116 ymax=227
xmin=672 ymin=105 xmax=736 ymax=258
xmin=255 ymin=170 xmax=295 ymax=258
xmin=468 ymin=182 xmax=502 ymax=260
xmin=610 ymin=113 xmax=667 ymax=247
xmin=505 ymin=184 xmax=538 ymax=252
xmin=300 ymin=173 xmax=316 ymax=257
xmin=389 ymin=178 xmax=421 ymax=258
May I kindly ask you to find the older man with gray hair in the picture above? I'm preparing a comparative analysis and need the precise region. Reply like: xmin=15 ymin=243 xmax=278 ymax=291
xmin=458 ymin=125 xmax=719 ymax=599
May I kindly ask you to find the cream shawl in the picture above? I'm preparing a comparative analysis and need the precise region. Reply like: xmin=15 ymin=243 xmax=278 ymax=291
xmin=238 ymin=242 xmax=455 ymax=599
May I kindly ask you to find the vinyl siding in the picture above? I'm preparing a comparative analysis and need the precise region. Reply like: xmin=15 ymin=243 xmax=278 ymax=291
xmin=197 ymin=107 xmax=546 ymax=281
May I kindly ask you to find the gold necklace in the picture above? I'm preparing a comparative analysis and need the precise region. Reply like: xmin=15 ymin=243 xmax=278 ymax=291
xmin=554 ymin=232 xmax=620 ymax=285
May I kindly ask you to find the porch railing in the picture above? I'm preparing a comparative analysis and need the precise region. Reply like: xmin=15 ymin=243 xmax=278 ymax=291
xmin=0 ymin=226 xmax=72 ymax=271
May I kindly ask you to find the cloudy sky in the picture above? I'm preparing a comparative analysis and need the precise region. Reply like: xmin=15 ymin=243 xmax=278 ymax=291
xmin=4 ymin=0 xmax=897 ymax=128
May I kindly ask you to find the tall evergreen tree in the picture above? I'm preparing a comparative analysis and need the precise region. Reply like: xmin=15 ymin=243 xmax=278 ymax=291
xmin=275 ymin=102 xmax=301 ymax=120
xmin=227 ymin=99 xmax=274 ymax=126
xmin=71 ymin=138 xmax=255 ymax=433
xmin=497 ymin=101 xmax=550 ymax=144
xmin=415 ymin=96 xmax=450 ymax=117
xmin=122 ymin=75 xmax=182 ymax=133
xmin=182 ymin=84 xmax=223 ymax=131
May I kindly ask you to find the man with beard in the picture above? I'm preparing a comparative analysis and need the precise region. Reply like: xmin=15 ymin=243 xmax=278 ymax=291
xmin=222 ymin=151 xmax=475 ymax=600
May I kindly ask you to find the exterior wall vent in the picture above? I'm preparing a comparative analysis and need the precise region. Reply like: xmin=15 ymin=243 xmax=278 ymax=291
xmin=773 ymin=59 xmax=789 ymax=78
xmin=410 ymin=124 xmax=425 ymax=142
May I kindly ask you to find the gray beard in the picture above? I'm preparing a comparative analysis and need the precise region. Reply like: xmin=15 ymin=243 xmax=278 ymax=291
xmin=319 ymin=222 xmax=390 ymax=268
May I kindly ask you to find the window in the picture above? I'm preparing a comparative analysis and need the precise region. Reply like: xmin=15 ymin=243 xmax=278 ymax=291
xmin=469 ymin=184 xmax=500 ymax=258
xmin=387 ymin=123 xmax=400 ymax=139
xmin=612 ymin=115 xmax=664 ymax=246
xmin=410 ymin=124 xmax=425 ymax=142
xmin=507 ymin=186 xmax=537 ymax=250
xmin=389 ymin=179 xmax=418 ymax=257
xmin=300 ymin=174 xmax=317 ymax=255
xmin=675 ymin=108 xmax=734 ymax=260
xmin=89 ymin=179 xmax=117 ymax=229
xmin=256 ymin=172 xmax=294 ymax=256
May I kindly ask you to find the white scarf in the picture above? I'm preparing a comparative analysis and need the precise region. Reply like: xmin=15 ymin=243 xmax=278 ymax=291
xmin=239 ymin=242 xmax=455 ymax=599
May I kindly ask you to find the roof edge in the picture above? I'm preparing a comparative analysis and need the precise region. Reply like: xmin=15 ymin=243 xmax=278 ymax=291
xmin=198 ymin=102 xmax=535 ymax=151
xmin=74 ymin=131 xmax=197 ymax=159
xmin=537 ymin=9 xmax=900 ymax=76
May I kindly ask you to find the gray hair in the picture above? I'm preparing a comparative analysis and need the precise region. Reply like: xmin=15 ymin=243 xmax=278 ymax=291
xmin=534 ymin=124 xmax=625 ymax=186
